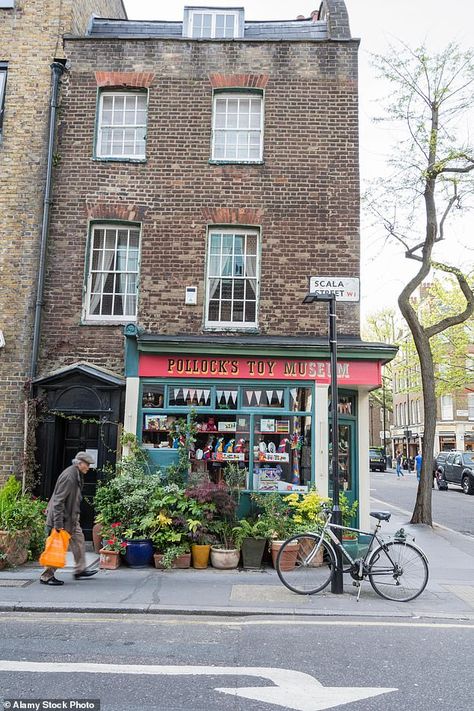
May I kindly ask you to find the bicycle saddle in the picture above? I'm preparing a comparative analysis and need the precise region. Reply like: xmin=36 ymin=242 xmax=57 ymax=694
xmin=370 ymin=511 xmax=391 ymax=521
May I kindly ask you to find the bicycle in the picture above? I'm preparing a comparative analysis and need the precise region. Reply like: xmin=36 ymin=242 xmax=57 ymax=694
xmin=276 ymin=507 xmax=429 ymax=602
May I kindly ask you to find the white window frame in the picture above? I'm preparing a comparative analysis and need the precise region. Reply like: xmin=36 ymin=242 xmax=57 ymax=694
xmin=205 ymin=227 xmax=260 ymax=330
xmin=186 ymin=9 xmax=240 ymax=38
xmin=211 ymin=91 xmax=264 ymax=163
xmin=440 ymin=394 xmax=454 ymax=421
xmin=84 ymin=223 xmax=141 ymax=323
xmin=96 ymin=90 xmax=147 ymax=160
xmin=0 ymin=66 xmax=7 ymax=133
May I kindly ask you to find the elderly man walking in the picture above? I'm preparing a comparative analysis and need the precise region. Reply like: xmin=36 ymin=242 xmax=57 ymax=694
xmin=40 ymin=451 xmax=98 ymax=586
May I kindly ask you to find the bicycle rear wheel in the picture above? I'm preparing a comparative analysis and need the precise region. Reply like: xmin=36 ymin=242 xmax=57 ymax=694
xmin=368 ymin=540 xmax=428 ymax=602
xmin=276 ymin=533 xmax=335 ymax=595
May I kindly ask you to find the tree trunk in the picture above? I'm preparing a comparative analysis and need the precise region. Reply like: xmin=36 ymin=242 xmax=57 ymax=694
xmin=410 ymin=334 xmax=435 ymax=525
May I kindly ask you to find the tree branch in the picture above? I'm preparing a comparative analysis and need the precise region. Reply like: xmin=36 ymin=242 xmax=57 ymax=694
xmin=425 ymin=267 xmax=474 ymax=338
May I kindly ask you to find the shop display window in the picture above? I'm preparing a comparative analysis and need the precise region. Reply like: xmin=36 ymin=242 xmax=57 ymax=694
xmin=290 ymin=387 xmax=313 ymax=412
xmin=168 ymin=386 xmax=211 ymax=407
xmin=243 ymin=387 xmax=285 ymax=408
xmin=139 ymin=381 xmax=315 ymax=492
xmin=253 ymin=415 xmax=311 ymax=492
xmin=328 ymin=423 xmax=352 ymax=491
xmin=142 ymin=386 xmax=164 ymax=409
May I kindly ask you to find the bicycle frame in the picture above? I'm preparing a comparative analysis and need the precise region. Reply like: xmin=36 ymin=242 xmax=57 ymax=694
xmin=308 ymin=513 xmax=395 ymax=572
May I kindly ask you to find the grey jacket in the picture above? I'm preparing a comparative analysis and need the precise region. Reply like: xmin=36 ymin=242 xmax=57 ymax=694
xmin=46 ymin=464 xmax=83 ymax=533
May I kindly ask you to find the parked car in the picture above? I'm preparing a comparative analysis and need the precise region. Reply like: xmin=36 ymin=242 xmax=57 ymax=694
xmin=432 ymin=451 xmax=450 ymax=475
xmin=369 ymin=448 xmax=385 ymax=472
xmin=436 ymin=451 xmax=474 ymax=494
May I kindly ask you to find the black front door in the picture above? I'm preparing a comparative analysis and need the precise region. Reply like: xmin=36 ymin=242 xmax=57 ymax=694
xmin=61 ymin=417 xmax=100 ymax=539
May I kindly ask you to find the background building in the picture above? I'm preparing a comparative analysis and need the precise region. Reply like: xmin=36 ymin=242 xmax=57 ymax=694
xmin=0 ymin=0 xmax=127 ymax=487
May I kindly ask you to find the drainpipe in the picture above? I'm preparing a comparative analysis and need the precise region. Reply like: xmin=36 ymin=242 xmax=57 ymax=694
xmin=30 ymin=60 xmax=67 ymax=384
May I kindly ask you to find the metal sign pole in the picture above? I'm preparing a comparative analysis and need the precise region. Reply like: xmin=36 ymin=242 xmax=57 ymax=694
xmin=329 ymin=295 xmax=343 ymax=594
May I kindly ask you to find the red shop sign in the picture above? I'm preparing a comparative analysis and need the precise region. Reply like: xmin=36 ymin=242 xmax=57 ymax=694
xmin=138 ymin=355 xmax=382 ymax=387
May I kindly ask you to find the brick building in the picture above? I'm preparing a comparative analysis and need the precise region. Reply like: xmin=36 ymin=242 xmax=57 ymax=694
xmin=0 ymin=0 xmax=127 ymax=486
xmin=31 ymin=1 xmax=395 ymax=532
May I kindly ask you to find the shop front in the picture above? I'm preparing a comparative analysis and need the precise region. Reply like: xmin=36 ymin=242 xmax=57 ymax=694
xmin=123 ymin=331 xmax=396 ymax=528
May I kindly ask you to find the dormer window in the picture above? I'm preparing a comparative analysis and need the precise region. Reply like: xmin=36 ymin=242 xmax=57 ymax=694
xmin=183 ymin=7 xmax=243 ymax=39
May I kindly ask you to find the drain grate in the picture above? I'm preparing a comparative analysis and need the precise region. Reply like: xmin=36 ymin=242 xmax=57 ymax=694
xmin=0 ymin=579 xmax=33 ymax=588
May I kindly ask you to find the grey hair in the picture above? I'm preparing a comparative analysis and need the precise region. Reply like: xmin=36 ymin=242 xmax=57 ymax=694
xmin=72 ymin=458 xmax=81 ymax=465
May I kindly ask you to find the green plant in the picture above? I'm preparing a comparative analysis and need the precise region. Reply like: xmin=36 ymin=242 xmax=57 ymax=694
xmin=93 ymin=468 xmax=162 ymax=534
xmin=0 ymin=477 xmax=47 ymax=561
xmin=339 ymin=492 xmax=358 ymax=528
xmin=100 ymin=522 xmax=128 ymax=553
xmin=213 ymin=520 xmax=239 ymax=549
xmin=165 ymin=411 xmax=198 ymax=486
xmin=231 ymin=518 xmax=268 ymax=549
xmin=223 ymin=462 xmax=247 ymax=507
xmin=250 ymin=493 xmax=296 ymax=540
xmin=285 ymin=488 xmax=330 ymax=531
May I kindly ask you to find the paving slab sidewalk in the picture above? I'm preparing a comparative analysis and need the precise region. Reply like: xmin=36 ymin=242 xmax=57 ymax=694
xmin=1 ymin=511 xmax=473 ymax=620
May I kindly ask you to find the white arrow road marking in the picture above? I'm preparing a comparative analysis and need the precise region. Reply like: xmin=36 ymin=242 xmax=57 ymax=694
xmin=0 ymin=660 xmax=396 ymax=711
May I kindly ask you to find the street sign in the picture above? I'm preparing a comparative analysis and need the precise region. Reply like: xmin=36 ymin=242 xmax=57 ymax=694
xmin=0 ymin=660 xmax=397 ymax=711
xmin=309 ymin=276 xmax=360 ymax=302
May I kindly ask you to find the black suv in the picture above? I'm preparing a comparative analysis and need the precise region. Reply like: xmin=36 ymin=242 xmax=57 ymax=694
xmin=369 ymin=448 xmax=386 ymax=472
xmin=436 ymin=451 xmax=474 ymax=494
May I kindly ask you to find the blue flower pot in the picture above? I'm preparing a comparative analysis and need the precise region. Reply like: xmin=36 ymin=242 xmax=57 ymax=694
xmin=123 ymin=538 xmax=154 ymax=568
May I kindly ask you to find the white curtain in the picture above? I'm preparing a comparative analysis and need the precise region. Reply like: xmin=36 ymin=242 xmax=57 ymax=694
xmin=89 ymin=249 xmax=114 ymax=316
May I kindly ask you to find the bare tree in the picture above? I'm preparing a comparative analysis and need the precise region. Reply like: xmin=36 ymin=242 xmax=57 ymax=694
xmin=369 ymin=43 xmax=474 ymax=524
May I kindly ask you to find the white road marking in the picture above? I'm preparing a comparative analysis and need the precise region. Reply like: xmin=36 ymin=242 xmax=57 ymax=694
xmin=0 ymin=661 xmax=396 ymax=711
xmin=1 ymin=614 xmax=473 ymax=629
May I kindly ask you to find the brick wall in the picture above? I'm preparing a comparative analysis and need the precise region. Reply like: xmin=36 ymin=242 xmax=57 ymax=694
xmin=0 ymin=0 xmax=127 ymax=483
xmin=39 ymin=36 xmax=361 ymax=376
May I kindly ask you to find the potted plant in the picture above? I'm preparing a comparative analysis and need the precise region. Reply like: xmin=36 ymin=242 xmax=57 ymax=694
xmin=251 ymin=493 xmax=297 ymax=570
xmin=0 ymin=476 xmax=46 ymax=567
xmin=210 ymin=521 xmax=240 ymax=569
xmin=159 ymin=543 xmax=191 ymax=570
xmin=187 ymin=520 xmax=216 ymax=568
xmin=232 ymin=519 xmax=268 ymax=569
xmin=99 ymin=523 xmax=127 ymax=569
xmin=0 ymin=551 xmax=7 ymax=571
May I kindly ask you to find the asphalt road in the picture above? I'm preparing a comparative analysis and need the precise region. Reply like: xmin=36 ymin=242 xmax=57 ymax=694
xmin=0 ymin=613 xmax=473 ymax=711
xmin=370 ymin=469 xmax=474 ymax=537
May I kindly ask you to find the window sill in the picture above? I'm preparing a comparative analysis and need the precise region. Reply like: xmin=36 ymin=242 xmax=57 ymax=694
xmin=93 ymin=156 xmax=147 ymax=164
xmin=208 ymin=160 xmax=264 ymax=166
xmin=203 ymin=326 xmax=259 ymax=333
xmin=81 ymin=319 xmax=136 ymax=327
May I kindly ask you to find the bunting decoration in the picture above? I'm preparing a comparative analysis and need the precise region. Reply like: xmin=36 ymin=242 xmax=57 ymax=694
xmin=275 ymin=390 xmax=284 ymax=405
xmin=246 ymin=391 xmax=253 ymax=405
xmin=254 ymin=390 xmax=262 ymax=405
xmin=196 ymin=389 xmax=203 ymax=404
xmin=266 ymin=390 xmax=273 ymax=405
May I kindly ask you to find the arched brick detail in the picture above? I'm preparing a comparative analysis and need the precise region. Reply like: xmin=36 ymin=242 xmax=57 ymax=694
xmin=95 ymin=71 xmax=155 ymax=88
xmin=202 ymin=207 xmax=263 ymax=225
xmin=85 ymin=201 xmax=146 ymax=222
xmin=318 ymin=0 xmax=351 ymax=40
xmin=208 ymin=73 xmax=269 ymax=89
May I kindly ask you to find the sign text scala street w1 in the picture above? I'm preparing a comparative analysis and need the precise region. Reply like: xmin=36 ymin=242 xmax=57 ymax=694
xmin=309 ymin=276 xmax=360 ymax=302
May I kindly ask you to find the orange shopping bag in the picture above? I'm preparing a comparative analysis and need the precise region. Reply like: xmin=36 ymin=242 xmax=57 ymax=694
xmin=39 ymin=529 xmax=71 ymax=568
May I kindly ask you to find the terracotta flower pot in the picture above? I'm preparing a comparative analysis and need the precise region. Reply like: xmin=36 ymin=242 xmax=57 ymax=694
xmin=298 ymin=537 xmax=324 ymax=567
xmin=0 ymin=530 xmax=30 ymax=567
xmin=173 ymin=553 xmax=191 ymax=569
xmin=271 ymin=540 xmax=299 ymax=571
xmin=191 ymin=543 xmax=211 ymax=569
xmin=92 ymin=523 xmax=103 ymax=554
xmin=99 ymin=549 xmax=121 ymax=570
xmin=210 ymin=546 xmax=240 ymax=569
xmin=153 ymin=553 xmax=166 ymax=569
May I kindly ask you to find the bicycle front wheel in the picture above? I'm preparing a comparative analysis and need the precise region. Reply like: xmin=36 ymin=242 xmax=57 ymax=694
xmin=276 ymin=533 xmax=335 ymax=595
xmin=368 ymin=540 xmax=429 ymax=602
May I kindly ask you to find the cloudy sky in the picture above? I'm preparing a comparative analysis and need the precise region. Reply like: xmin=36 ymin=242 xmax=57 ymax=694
xmin=122 ymin=1 xmax=474 ymax=320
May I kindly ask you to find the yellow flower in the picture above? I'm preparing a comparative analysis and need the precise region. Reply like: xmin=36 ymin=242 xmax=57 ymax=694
xmin=157 ymin=512 xmax=172 ymax=527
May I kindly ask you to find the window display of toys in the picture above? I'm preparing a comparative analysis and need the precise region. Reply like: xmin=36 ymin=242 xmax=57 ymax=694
xmin=224 ymin=439 xmax=235 ymax=453
xmin=234 ymin=438 xmax=246 ymax=453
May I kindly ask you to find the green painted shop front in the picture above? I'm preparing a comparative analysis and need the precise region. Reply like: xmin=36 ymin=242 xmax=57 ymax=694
xmin=123 ymin=331 xmax=397 ymax=526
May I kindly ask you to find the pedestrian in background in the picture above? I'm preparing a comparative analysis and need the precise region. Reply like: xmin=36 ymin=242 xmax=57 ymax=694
xmin=415 ymin=451 xmax=423 ymax=481
xmin=40 ymin=451 xmax=98 ymax=586
xmin=396 ymin=452 xmax=404 ymax=477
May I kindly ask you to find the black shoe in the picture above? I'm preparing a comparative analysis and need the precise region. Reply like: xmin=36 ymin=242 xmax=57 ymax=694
xmin=40 ymin=576 xmax=64 ymax=586
xmin=74 ymin=569 xmax=99 ymax=579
